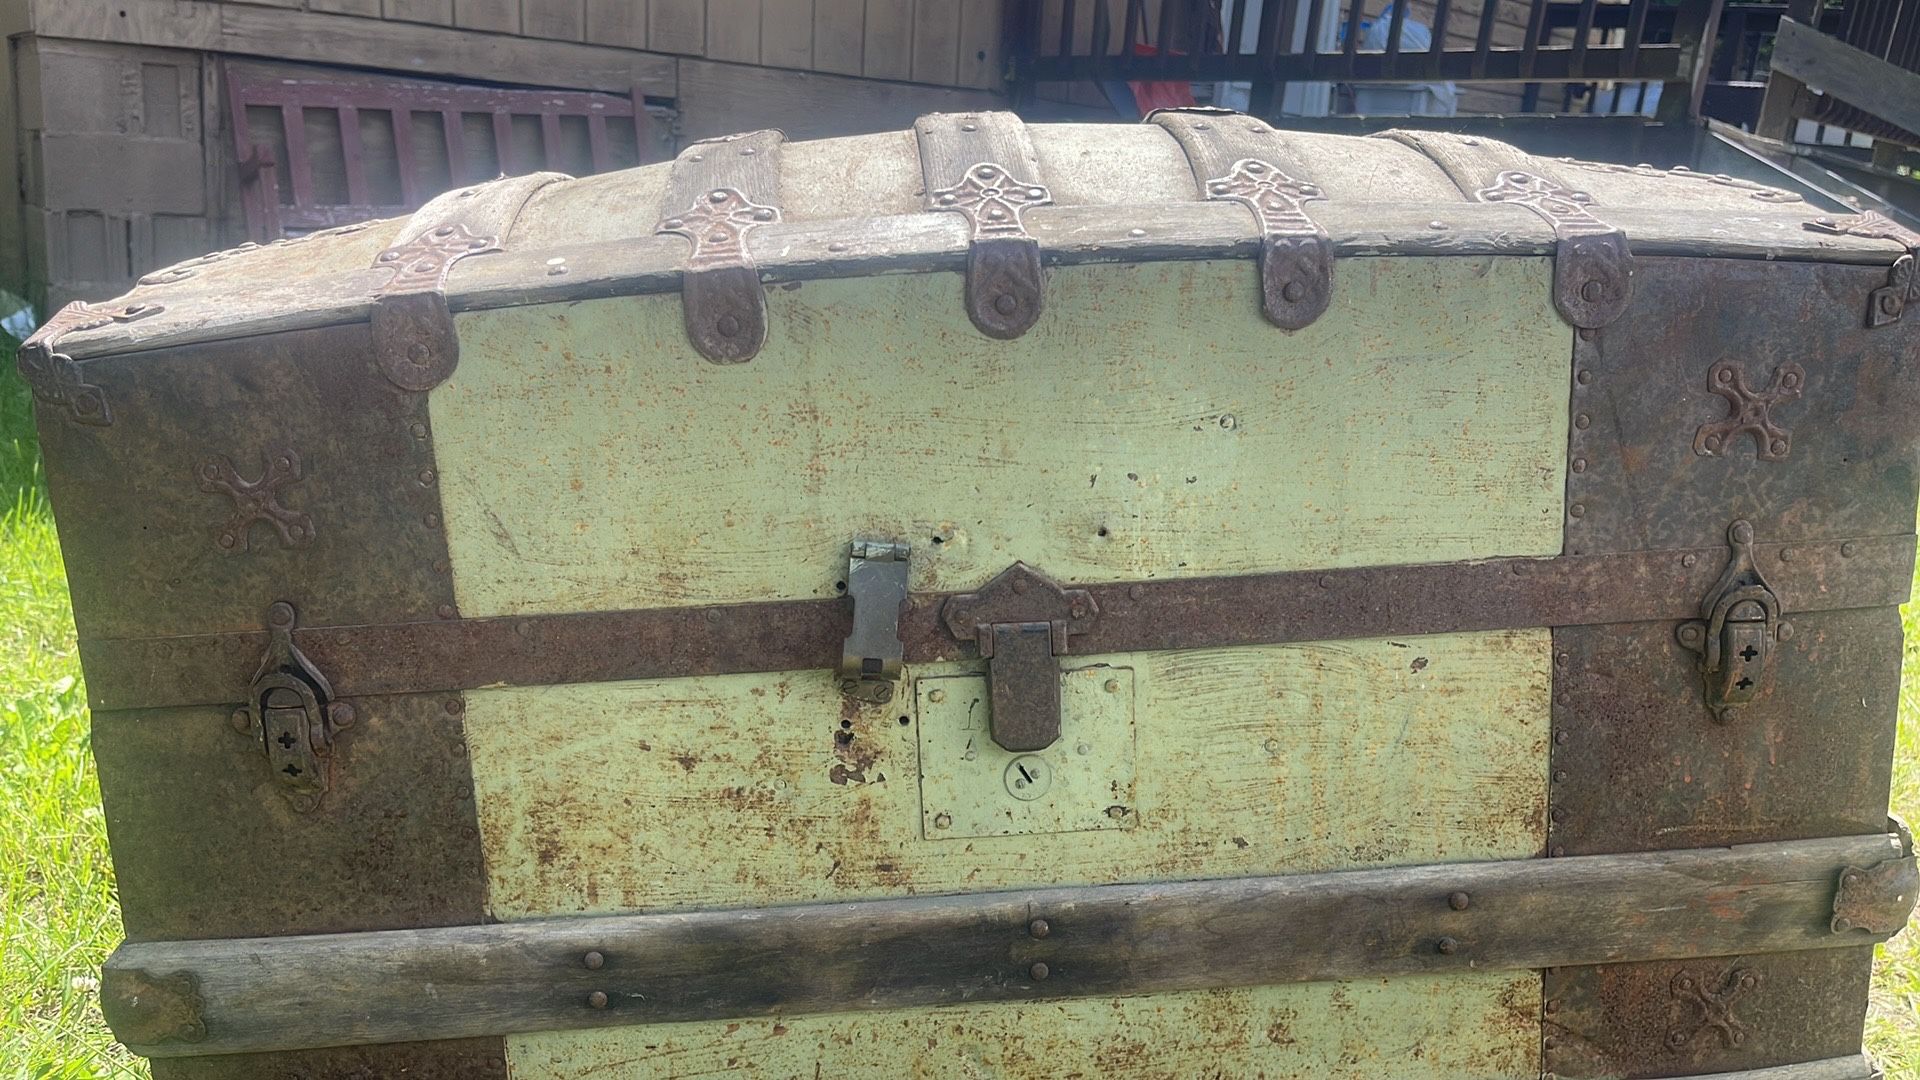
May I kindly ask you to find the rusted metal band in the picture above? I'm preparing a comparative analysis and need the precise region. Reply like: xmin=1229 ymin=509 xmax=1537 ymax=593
xmin=1151 ymin=109 xmax=1333 ymax=330
xmin=15 ymin=300 xmax=162 ymax=426
xmin=1806 ymin=212 xmax=1920 ymax=328
xmin=655 ymin=130 xmax=785 ymax=363
xmin=1379 ymin=130 xmax=1633 ymax=329
xmin=79 ymin=533 xmax=1914 ymax=712
xmin=916 ymin=111 xmax=1050 ymax=340
xmin=373 ymin=172 xmax=566 ymax=390
xmin=102 ymin=831 xmax=1907 ymax=1058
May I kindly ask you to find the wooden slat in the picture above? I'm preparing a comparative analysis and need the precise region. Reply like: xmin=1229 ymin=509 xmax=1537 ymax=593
xmin=957 ymin=0 xmax=1002 ymax=87
xmin=863 ymin=0 xmax=914 ymax=78
xmin=538 ymin=112 xmax=563 ymax=169
xmin=452 ymin=0 xmax=517 ymax=31
xmin=1770 ymin=16 xmax=1920 ymax=140
xmin=586 ymin=0 xmax=649 ymax=48
xmin=106 ymin=834 xmax=1907 ymax=1057
xmin=586 ymin=113 xmax=609 ymax=172
xmin=522 ymin=0 xmax=586 ymax=40
xmin=761 ymin=0 xmax=815 ymax=68
xmin=440 ymin=109 xmax=467 ymax=183
xmin=383 ymin=0 xmax=454 ymax=24
xmin=706 ymin=0 xmax=765 ymax=61
xmin=649 ymin=0 xmax=707 ymax=54
xmin=912 ymin=0 xmax=963 ymax=84
xmin=491 ymin=110 xmax=513 ymax=174
xmin=307 ymin=0 xmax=381 ymax=15
xmin=279 ymin=103 xmax=314 ymax=210
xmin=338 ymin=106 xmax=369 ymax=208
xmin=812 ymin=0 xmax=865 ymax=73
xmin=390 ymin=108 xmax=420 ymax=205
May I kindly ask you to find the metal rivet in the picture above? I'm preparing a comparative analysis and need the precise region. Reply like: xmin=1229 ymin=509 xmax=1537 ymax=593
xmin=1029 ymin=919 xmax=1050 ymax=939
xmin=1571 ymin=458 xmax=1586 ymax=473
xmin=587 ymin=991 xmax=608 ymax=1009
xmin=1012 ymin=577 xmax=1029 ymax=594
xmin=1770 ymin=439 xmax=1788 ymax=456
xmin=933 ymin=812 xmax=952 ymax=830
xmin=828 ymin=242 xmax=849 ymax=253
xmin=708 ymin=189 xmax=728 ymax=203
xmin=444 ymin=698 xmax=463 ymax=715
xmin=1128 ymin=228 xmax=1147 ymax=237
xmin=1780 ymin=547 xmax=1795 ymax=562
xmin=1128 ymin=584 xmax=1146 ymax=601
xmin=1029 ymin=962 xmax=1050 ymax=980
xmin=1263 ymin=737 xmax=1281 ymax=754
xmin=1545 ymin=999 xmax=1560 ymax=1015
xmin=1575 ymin=370 xmax=1592 ymax=386
xmin=436 ymin=604 xmax=456 ymax=620
xmin=929 ymin=689 xmax=947 ymax=703
xmin=1842 ymin=541 xmax=1857 ymax=557
xmin=1448 ymin=892 xmax=1470 ymax=911
xmin=1554 ymin=769 xmax=1569 ymax=782
xmin=1554 ymin=652 xmax=1569 ymax=667
xmin=1281 ymin=281 xmax=1305 ymax=303
xmin=1682 ymin=553 xmax=1698 ymax=568
xmin=1319 ymin=574 xmax=1334 ymax=589
xmin=1581 ymin=281 xmax=1605 ymax=303
xmin=1778 ymin=621 xmax=1794 ymax=641
xmin=993 ymin=293 xmax=1019 ymax=317
xmin=584 ymin=951 xmax=605 ymax=970
xmin=218 ymin=532 xmax=236 ymax=549
xmin=1437 ymin=937 xmax=1460 ymax=955
xmin=1574 ymin=414 xmax=1590 ymax=430
xmin=1219 ymin=414 xmax=1237 ymax=430
xmin=1076 ymin=742 xmax=1091 ymax=755
xmin=1555 ymin=731 xmax=1569 ymax=745
xmin=425 ymin=513 xmax=441 ymax=528
xmin=1428 ymin=220 xmax=1448 ymax=230
xmin=1551 ymin=845 xmax=1566 ymax=857
xmin=1578 ymin=327 xmax=1598 ymax=341
xmin=961 ymin=123 xmax=978 ymax=132
xmin=410 ymin=422 xmax=428 ymax=439
xmin=1104 ymin=679 xmax=1121 ymax=694
xmin=715 ymin=314 xmax=742 ymax=338
xmin=1569 ymin=504 xmax=1586 ymax=519
xmin=419 ymin=468 xmax=437 ymax=485
xmin=1550 ymin=807 xmax=1566 ymax=823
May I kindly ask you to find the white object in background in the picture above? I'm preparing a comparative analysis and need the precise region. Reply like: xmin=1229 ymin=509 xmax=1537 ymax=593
xmin=1350 ymin=11 xmax=1458 ymax=116
xmin=1213 ymin=0 xmax=1336 ymax=117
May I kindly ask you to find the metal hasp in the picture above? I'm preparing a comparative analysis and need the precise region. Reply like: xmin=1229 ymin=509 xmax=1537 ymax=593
xmin=1676 ymin=520 xmax=1789 ymax=722
xmin=1804 ymin=212 xmax=1920 ymax=327
xmin=838 ymin=538 xmax=910 ymax=704
xmin=942 ymin=563 xmax=1099 ymax=752
xmin=232 ymin=602 xmax=354 ymax=811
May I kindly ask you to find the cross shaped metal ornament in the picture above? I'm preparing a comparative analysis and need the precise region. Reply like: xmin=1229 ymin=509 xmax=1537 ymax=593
xmin=1203 ymin=158 xmax=1332 ymax=330
xmin=1666 ymin=964 xmax=1760 ymax=1050
xmin=1693 ymin=359 xmax=1805 ymax=462
xmin=930 ymin=162 xmax=1051 ymax=238
xmin=197 ymin=448 xmax=315 ymax=554
xmin=656 ymin=187 xmax=782 ymax=269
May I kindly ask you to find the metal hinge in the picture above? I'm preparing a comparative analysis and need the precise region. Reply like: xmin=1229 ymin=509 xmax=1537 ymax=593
xmin=839 ymin=539 xmax=911 ymax=705
xmin=1804 ymin=212 xmax=1920 ymax=327
xmin=942 ymin=563 xmax=1100 ymax=752
xmin=231 ymin=602 xmax=354 ymax=811
xmin=1676 ymin=520 xmax=1790 ymax=723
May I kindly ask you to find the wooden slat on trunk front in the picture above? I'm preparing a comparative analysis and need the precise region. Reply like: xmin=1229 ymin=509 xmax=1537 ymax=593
xmin=108 ymin=833 xmax=1905 ymax=1056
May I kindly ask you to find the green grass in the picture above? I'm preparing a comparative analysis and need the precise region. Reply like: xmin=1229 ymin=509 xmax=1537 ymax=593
xmin=0 ymin=353 xmax=1916 ymax=1078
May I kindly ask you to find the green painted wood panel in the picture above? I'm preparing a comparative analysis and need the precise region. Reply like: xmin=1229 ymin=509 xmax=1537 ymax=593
xmin=467 ymin=630 xmax=1548 ymax=918
xmin=503 ymin=975 xmax=1542 ymax=1078
xmin=434 ymin=258 xmax=1568 ymax=618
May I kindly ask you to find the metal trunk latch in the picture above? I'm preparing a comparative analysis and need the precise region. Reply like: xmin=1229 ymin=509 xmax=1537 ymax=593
xmin=839 ymin=538 xmax=910 ymax=704
xmin=233 ymin=602 xmax=354 ymax=811
xmin=1676 ymin=520 xmax=1789 ymax=723
xmin=942 ymin=563 xmax=1099 ymax=752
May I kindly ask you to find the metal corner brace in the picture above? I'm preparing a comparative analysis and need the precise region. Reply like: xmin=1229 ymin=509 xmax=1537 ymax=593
xmin=15 ymin=300 xmax=162 ymax=426
xmin=1474 ymin=169 xmax=1633 ymax=330
xmin=656 ymin=130 xmax=787 ymax=364
xmin=917 ymin=112 xmax=1052 ymax=341
xmin=839 ymin=538 xmax=911 ymax=705
xmin=942 ymin=562 xmax=1100 ymax=752
xmin=1676 ymin=520 xmax=1789 ymax=723
xmin=231 ymin=602 xmax=354 ymax=811
xmin=1805 ymin=212 xmax=1920 ymax=328
xmin=372 ymin=223 xmax=499 ymax=392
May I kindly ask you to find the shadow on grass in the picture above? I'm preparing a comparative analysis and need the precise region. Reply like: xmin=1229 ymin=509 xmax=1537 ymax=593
xmin=0 ymin=334 xmax=44 ymax=515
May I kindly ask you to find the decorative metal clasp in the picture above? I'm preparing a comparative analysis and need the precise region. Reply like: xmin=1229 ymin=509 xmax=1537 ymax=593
xmin=371 ymin=223 xmax=498 ymax=392
xmin=942 ymin=563 xmax=1099 ymax=751
xmin=839 ymin=538 xmax=910 ymax=705
xmin=1204 ymin=159 xmax=1332 ymax=331
xmin=1805 ymin=213 xmax=1920 ymax=327
xmin=1676 ymin=521 xmax=1788 ymax=723
xmin=1474 ymin=169 xmax=1632 ymax=329
xmin=15 ymin=300 xmax=163 ymax=426
xmin=1693 ymin=359 xmax=1804 ymax=462
xmin=232 ymin=602 xmax=354 ymax=811
xmin=929 ymin=161 xmax=1052 ymax=341
xmin=1833 ymin=821 xmax=1918 ymax=936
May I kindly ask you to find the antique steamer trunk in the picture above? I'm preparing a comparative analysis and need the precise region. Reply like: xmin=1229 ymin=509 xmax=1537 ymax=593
xmin=24 ymin=112 xmax=1920 ymax=1078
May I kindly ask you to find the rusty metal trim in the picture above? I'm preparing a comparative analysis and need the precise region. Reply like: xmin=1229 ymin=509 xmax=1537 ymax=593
xmin=101 ymin=968 xmax=206 ymax=1047
xmin=917 ymin=112 xmax=1051 ymax=339
xmin=1151 ymin=110 xmax=1333 ymax=329
xmin=1832 ymin=854 xmax=1919 ymax=936
xmin=656 ymin=130 xmax=785 ymax=363
xmin=16 ymin=300 xmax=162 ymax=426
xmin=1806 ymin=213 xmax=1920 ymax=327
xmin=371 ymin=172 xmax=564 ymax=390
xmin=80 ymin=533 xmax=1915 ymax=713
xmin=104 ymin=832 xmax=1906 ymax=1058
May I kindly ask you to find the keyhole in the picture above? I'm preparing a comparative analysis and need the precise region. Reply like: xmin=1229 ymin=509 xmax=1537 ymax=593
xmin=1736 ymin=676 xmax=1754 ymax=690
xmin=276 ymin=730 xmax=298 ymax=749
xmin=282 ymin=762 xmax=303 ymax=777
xmin=1738 ymin=644 xmax=1758 ymax=662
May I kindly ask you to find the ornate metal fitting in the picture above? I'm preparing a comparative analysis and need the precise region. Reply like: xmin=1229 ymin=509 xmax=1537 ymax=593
xmin=1676 ymin=521 xmax=1787 ymax=723
xmin=232 ymin=602 xmax=354 ymax=811
xmin=1667 ymin=964 xmax=1759 ymax=1049
xmin=656 ymin=187 xmax=780 ymax=364
xmin=100 ymin=968 xmax=206 ymax=1047
xmin=839 ymin=538 xmax=910 ymax=705
xmin=1475 ymin=170 xmax=1632 ymax=329
xmin=930 ymin=163 xmax=1052 ymax=340
xmin=371 ymin=223 xmax=499 ymax=392
xmin=1832 ymin=834 xmax=1919 ymax=936
xmin=197 ymin=447 xmax=314 ymax=553
xmin=1805 ymin=213 xmax=1920 ymax=327
xmin=1693 ymin=359 xmax=1804 ymax=461
xmin=1204 ymin=158 xmax=1333 ymax=330
xmin=942 ymin=563 xmax=1099 ymax=752
xmin=15 ymin=300 xmax=162 ymax=426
